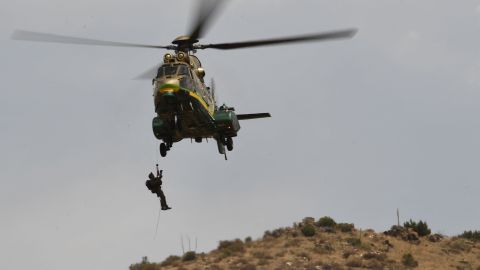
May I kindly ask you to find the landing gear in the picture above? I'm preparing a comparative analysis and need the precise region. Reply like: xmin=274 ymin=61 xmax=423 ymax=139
xmin=226 ymin=137 xmax=233 ymax=151
xmin=160 ymin=143 xmax=167 ymax=157
xmin=160 ymin=139 xmax=173 ymax=157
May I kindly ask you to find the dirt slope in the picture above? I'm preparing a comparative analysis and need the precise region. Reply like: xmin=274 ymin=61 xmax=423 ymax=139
xmin=130 ymin=217 xmax=480 ymax=270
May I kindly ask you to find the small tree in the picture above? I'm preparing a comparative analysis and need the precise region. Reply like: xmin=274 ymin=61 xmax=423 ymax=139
xmin=404 ymin=219 xmax=431 ymax=237
xmin=337 ymin=223 xmax=355 ymax=232
xmin=182 ymin=251 xmax=196 ymax=261
xmin=459 ymin=230 xmax=480 ymax=242
xmin=316 ymin=216 xmax=336 ymax=227
xmin=302 ymin=224 xmax=316 ymax=237
xmin=217 ymin=239 xmax=245 ymax=257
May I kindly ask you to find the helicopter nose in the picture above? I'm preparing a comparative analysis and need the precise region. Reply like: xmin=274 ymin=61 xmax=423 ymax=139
xmin=158 ymin=78 xmax=180 ymax=94
xmin=157 ymin=79 xmax=180 ymax=104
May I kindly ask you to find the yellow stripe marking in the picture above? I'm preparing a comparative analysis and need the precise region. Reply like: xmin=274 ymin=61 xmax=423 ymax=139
xmin=159 ymin=87 xmax=214 ymax=116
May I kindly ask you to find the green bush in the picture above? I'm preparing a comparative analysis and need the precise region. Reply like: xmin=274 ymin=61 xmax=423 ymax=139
xmin=402 ymin=253 xmax=418 ymax=268
xmin=182 ymin=251 xmax=196 ymax=261
xmin=160 ymin=255 xmax=180 ymax=266
xmin=129 ymin=256 xmax=161 ymax=270
xmin=270 ymin=228 xmax=285 ymax=238
xmin=459 ymin=230 xmax=480 ymax=242
xmin=404 ymin=219 xmax=431 ymax=236
xmin=217 ymin=239 xmax=245 ymax=256
xmin=301 ymin=224 xmax=316 ymax=237
xmin=337 ymin=223 xmax=355 ymax=232
xmin=264 ymin=228 xmax=286 ymax=238
xmin=316 ymin=216 xmax=336 ymax=227
xmin=244 ymin=236 xmax=252 ymax=243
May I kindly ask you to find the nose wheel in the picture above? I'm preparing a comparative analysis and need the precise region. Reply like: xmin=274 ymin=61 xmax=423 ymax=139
xmin=160 ymin=143 xmax=167 ymax=157
xmin=160 ymin=140 xmax=173 ymax=157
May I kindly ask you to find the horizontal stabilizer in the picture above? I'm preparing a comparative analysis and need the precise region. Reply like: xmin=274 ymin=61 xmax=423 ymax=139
xmin=237 ymin=113 xmax=271 ymax=120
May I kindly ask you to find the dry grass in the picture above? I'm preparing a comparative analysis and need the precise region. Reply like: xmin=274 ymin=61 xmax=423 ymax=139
xmin=132 ymin=218 xmax=480 ymax=270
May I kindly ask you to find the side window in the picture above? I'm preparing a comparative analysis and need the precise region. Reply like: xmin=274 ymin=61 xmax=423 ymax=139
xmin=156 ymin=67 xmax=163 ymax=78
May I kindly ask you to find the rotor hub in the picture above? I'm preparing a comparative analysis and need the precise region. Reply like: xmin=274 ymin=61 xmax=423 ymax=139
xmin=172 ymin=35 xmax=198 ymax=45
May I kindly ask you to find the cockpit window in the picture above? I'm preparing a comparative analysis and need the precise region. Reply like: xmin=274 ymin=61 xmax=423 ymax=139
xmin=177 ymin=65 xmax=189 ymax=76
xmin=157 ymin=65 xmax=177 ymax=78
xmin=156 ymin=64 xmax=190 ymax=78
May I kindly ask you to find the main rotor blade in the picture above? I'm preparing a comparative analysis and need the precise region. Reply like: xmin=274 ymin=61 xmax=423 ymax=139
xmin=195 ymin=29 xmax=357 ymax=50
xmin=12 ymin=30 xmax=174 ymax=49
xmin=188 ymin=0 xmax=226 ymax=41
xmin=133 ymin=64 xmax=160 ymax=80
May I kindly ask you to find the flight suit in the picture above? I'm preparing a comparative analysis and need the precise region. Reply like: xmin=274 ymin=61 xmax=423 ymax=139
xmin=146 ymin=170 xmax=171 ymax=210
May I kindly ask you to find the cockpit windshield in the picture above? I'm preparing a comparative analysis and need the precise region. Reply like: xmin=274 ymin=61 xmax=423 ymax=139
xmin=157 ymin=65 xmax=177 ymax=78
xmin=177 ymin=65 xmax=189 ymax=76
xmin=156 ymin=64 xmax=190 ymax=78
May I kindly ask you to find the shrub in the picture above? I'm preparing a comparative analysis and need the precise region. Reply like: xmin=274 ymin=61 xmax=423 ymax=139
xmin=182 ymin=251 xmax=196 ymax=261
xmin=129 ymin=256 xmax=161 ymax=270
xmin=217 ymin=239 xmax=245 ymax=256
xmin=346 ymin=237 xmax=362 ymax=247
xmin=270 ymin=228 xmax=285 ymax=238
xmin=459 ymin=230 xmax=480 ymax=242
xmin=264 ymin=228 xmax=286 ymax=239
xmin=244 ymin=236 xmax=252 ymax=243
xmin=447 ymin=238 xmax=472 ymax=253
xmin=337 ymin=223 xmax=355 ymax=232
xmin=316 ymin=216 xmax=336 ymax=227
xmin=301 ymin=224 xmax=316 ymax=237
xmin=303 ymin=217 xmax=315 ymax=224
xmin=403 ymin=220 xmax=416 ymax=229
xmin=404 ymin=219 xmax=431 ymax=236
xmin=402 ymin=253 xmax=418 ymax=268
xmin=160 ymin=255 xmax=180 ymax=266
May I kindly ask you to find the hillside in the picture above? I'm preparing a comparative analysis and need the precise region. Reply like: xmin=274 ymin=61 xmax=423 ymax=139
xmin=130 ymin=217 xmax=480 ymax=270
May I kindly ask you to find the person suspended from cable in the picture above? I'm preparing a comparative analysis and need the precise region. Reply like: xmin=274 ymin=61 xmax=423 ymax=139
xmin=146 ymin=164 xmax=171 ymax=210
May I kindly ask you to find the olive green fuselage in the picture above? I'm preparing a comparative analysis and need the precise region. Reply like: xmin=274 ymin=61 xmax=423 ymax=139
xmin=151 ymin=61 xmax=239 ymax=144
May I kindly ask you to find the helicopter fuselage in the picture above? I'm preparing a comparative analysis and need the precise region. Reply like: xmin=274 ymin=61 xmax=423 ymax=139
xmin=151 ymin=53 xmax=241 ymax=157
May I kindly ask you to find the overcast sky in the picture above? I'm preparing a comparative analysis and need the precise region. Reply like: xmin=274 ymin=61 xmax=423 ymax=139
xmin=2 ymin=0 xmax=480 ymax=269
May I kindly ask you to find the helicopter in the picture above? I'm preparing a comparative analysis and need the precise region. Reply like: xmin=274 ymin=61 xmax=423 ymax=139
xmin=11 ymin=0 xmax=357 ymax=159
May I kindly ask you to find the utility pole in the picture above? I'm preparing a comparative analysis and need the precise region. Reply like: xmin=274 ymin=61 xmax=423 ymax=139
xmin=397 ymin=208 xmax=400 ymax=227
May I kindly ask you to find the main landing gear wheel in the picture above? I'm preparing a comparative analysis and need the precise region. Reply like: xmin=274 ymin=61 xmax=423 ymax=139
xmin=160 ymin=143 xmax=167 ymax=157
xmin=226 ymin=137 xmax=233 ymax=151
